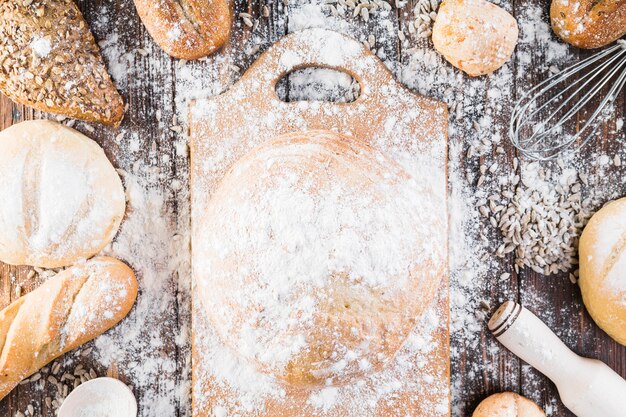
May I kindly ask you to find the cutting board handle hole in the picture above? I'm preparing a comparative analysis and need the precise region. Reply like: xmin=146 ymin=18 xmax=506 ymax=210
xmin=275 ymin=67 xmax=361 ymax=103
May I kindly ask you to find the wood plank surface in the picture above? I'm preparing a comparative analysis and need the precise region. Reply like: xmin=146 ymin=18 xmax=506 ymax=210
xmin=0 ymin=0 xmax=624 ymax=416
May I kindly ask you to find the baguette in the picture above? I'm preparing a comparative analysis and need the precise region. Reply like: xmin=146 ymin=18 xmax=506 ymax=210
xmin=134 ymin=0 xmax=231 ymax=60
xmin=0 ymin=256 xmax=138 ymax=400
xmin=551 ymin=0 xmax=626 ymax=49
xmin=0 ymin=0 xmax=124 ymax=126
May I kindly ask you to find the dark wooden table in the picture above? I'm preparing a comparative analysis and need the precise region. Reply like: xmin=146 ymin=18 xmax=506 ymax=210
xmin=1 ymin=0 xmax=624 ymax=416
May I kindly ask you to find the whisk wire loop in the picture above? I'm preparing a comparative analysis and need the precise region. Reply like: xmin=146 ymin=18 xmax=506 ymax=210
xmin=510 ymin=40 xmax=626 ymax=160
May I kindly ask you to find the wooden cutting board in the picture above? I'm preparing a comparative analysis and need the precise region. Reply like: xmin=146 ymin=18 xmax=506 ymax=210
xmin=189 ymin=28 xmax=449 ymax=417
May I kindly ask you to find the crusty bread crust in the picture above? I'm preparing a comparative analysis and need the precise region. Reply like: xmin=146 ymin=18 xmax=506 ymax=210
xmin=0 ymin=0 xmax=124 ymax=126
xmin=134 ymin=0 xmax=231 ymax=60
xmin=473 ymin=392 xmax=545 ymax=417
xmin=0 ymin=257 xmax=138 ymax=400
xmin=579 ymin=197 xmax=626 ymax=346
xmin=551 ymin=0 xmax=626 ymax=49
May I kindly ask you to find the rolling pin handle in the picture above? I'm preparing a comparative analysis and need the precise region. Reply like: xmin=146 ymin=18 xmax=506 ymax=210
xmin=489 ymin=301 xmax=626 ymax=417
xmin=488 ymin=301 xmax=576 ymax=383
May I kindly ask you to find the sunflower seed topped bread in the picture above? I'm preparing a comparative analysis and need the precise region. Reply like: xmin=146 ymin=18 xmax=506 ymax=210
xmin=133 ymin=0 xmax=231 ymax=60
xmin=551 ymin=0 xmax=626 ymax=49
xmin=0 ymin=120 xmax=126 ymax=268
xmin=0 ymin=0 xmax=124 ymax=126
xmin=579 ymin=197 xmax=626 ymax=346
xmin=432 ymin=0 xmax=519 ymax=77
xmin=0 ymin=256 xmax=138 ymax=401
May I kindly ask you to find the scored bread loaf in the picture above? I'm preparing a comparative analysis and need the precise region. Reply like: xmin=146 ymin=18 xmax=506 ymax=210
xmin=551 ymin=0 xmax=626 ymax=49
xmin=0 ymin=0 xmax=124 ymax=126
xmin=473 ymin=392 xmax=545 ymax=417
xmin=579 ymin=197 xmax=626 ymax=346
xmin=0 ymin=256 xmax=138 ymax=400
xmin=133 ymin=0 xmax=231 ymax=60
xmin=0 ymin=120 xmax=126 ymax=268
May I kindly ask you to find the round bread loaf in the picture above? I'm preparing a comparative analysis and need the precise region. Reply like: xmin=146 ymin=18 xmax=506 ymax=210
xmin=551 ymin=0 xmax=626 ymax=49
xmin=0 ymin=120 xmax=126 ymax=268
xmin=195 ymin=130 xmax=446 ymax=387
xmin=433 ymin=0 xmax=519 ymax=77
xmin=473 ymin=392 xmax=545 ymax=417
xmin=579 ymin=197 xmax=626 ymax=346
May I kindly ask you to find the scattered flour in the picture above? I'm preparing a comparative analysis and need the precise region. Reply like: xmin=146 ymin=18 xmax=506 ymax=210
xmin=30 ymin=37 xmax=52 ymax=58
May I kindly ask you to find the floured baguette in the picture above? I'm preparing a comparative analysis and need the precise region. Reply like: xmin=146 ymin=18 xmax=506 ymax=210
xmin=134 ymin=0 xmax=231 ymax=60
xmin=0 ymin=256 xmax=138 ymax=400
xmin=0 ymin=0 xmax=124 ymax=126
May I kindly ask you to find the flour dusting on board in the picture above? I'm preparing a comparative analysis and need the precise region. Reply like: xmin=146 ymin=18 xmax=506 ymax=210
xmin=190 ymin=28 xmax=449 ymax=416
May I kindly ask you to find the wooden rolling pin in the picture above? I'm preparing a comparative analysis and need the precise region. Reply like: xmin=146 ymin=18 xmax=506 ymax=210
xmin=489 ymin=301 xmax=626 ymax=417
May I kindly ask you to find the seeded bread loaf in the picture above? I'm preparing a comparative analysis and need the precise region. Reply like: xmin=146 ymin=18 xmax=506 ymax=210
xmin=551 ymin=0 xmax=626 ymax=49
xmin=0 ymin=0 xmax=124 ymax=126
xmin=0 ymin=257 xmax=138 ymax=401
xmin=134 ymin=0 xmax=231 ymax=60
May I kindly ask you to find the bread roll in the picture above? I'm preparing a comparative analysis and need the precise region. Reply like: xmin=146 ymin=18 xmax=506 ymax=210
xmin=579 ymin=197 xmax=626 ymax=346
xmin=473 ymin=392 xmax=545 ymax=417
xmin=195 ymin=130 xmax=446 ymax=387
xmin=0 ymin=120 xmax=126 ymax=268
xmin=551 ymin=0 xmax=626 ymax=49
xmin=433 ymin=0 xmax=519 ymax=77
xmin=0 ymin=0 xmax=124 ymax=126
xmin=134 ymin=0 xmax=231 ymax=60
xmin=0 ymin=256 xmax=138 ymax=400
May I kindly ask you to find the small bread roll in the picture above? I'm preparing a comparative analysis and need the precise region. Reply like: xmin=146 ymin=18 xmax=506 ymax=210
xmin=133 ymin=0 xmax=231 ymax=60
xmin=433 ymin=0 xmax=519 ymax=77
xmin=473 ymin=392 xmax=545 ymax=417
xmin=579 ymin=197 xmax=626 ymax=346
xmin=0 ymin=120 xmax=126 ymax=268
xmin=551 ymin=0 xmax=626 ymax=49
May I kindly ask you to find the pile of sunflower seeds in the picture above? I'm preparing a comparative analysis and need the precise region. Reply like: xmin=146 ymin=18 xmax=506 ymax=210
xmin=321 ymin=0 xmax=392 ymax=22
xmin=16 ymin=352 xmax=101 ymax=417
xmin=405 ymin=0 xmax=440 ymax=38
xmin=478 ymin=160 xmax=596 ymax=277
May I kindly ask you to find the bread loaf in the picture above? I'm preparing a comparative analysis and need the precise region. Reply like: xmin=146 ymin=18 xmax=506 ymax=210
xmin=0 ymin=120 xmax=126 ymax=268
xmin=133 ymin=0 xmax=231 ymax=60
xmin=433 ymin=0 xmax=518 ymax=77
xmin=579 ymin=197 xmax=626 ymax=346
xmin=551 ymin=0 xmax=626 ymax=49
xmin=0 ymin=0 xmax=124 ymax=126
xmin=473 ymin=392 xmax=545 ymax=417
xmin=0 ymin=256 xmax=138 ymax=400
xmin=195 ymin=130 xmax=445 ymax=386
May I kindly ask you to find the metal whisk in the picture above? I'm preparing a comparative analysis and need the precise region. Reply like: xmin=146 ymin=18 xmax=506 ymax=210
xmin=510 ymin=40 xmax=626 ymax=160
